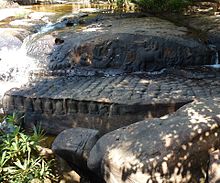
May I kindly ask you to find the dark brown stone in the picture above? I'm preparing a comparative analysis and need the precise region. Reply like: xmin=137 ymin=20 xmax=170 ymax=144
xmin=67 ymin=99 xmax=78 ymax=114
xmin=55 ymin=38 xmax=64 ymax=45
xmin=33 ymin=98 xmax=42 ymax=112
xmin=99 ymin=104 xmax=109 ymax=116
xmin=24 ymin=98 xmax=33 ymax=112
xmin=89 ymin=102 xmax=99 ymax=115
xmin=43 ymin=99 xmax=53 ymax=115
xmin=52 ymin=128 xmax=100 ymax=171
xmin=78 ymin=101 xmax=88 ymax=114
xmin=88 ymin=99 xmax=220 ymax=183
xmin=2 ymin=94 xmax=14 ymax=111
xmin=14 ymin=96 xmax=24 ymax=111
xmin=53 ymin=100 xmax=65 ymax=115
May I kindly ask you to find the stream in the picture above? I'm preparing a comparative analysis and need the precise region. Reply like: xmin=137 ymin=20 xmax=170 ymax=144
xmin=1 ymin=3 xmax=220 ymax=182
xmin=0 ymin=3 xmax=122 ymax=107
xmin=1 ymin=3 xmax=220 ymax=108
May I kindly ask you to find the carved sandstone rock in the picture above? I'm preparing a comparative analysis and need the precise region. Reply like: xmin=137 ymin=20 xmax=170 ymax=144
xmin=88 ymin=99 xmax=220 ymax=183
xmin=25 ymin=15 xmax=213 ymax=73
xmin=52 ymin=128 xmax=100 ymax=171
xmin=66 ymin=33 xmax=211 ymax=72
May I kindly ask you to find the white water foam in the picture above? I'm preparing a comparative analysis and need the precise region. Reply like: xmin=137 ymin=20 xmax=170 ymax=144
xmin=0 ymin=46 xmax=37 ymax=100
xmin=206 ymin=44 xmax=220 ymax=69
xmin=0 ymin=17 xmax=62 ymax=103
xmin=211 ymin=50 xmax=220 ymax=68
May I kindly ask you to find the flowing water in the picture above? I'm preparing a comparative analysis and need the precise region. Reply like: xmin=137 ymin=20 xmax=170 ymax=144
xmin=205 ymin=44 xmax=220 ymax=69
xmin=211 ymin=49 xmax=220 ymax=68
xmin=0 ymin=3 xmax=218 ymax=107
xmin=0 ymin=3 xmax=126 ymax=107
xmin=0 ymin=47 xmax=37 ymax=101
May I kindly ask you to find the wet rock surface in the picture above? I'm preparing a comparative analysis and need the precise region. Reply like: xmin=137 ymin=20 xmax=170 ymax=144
xmin=64 ymin=33 xmax=210 ymax=72
xmin=185 ymin=14 xmax=220 ymax=49
xmin=88 ymin=99 xmax=220 ymax=183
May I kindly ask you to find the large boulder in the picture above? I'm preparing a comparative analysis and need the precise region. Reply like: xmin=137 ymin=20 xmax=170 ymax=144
xmin=52 ymin=128 xmax=100 ymax=171
xmin=88 ymin=99 xmax=220 ymax=183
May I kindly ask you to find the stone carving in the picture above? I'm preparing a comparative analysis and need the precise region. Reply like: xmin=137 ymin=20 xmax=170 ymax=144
xmin=88 ymin=99 xmax=220 ymax=183
xmin=52 ymin=128 xmax=100 ymax=171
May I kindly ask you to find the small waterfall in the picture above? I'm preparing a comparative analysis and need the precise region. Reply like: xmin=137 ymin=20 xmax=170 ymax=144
xmin=0 ymin=15 xmax=71 ymax=103
xmin=211 ymin=50 xmax=220 ymax=68
xmin=214 ymin=49 xmax=219 ymax=65
xmin=0 ymin=9 xmax=85 ymax=105
xmin=0 ymin=45 xmax=38 ymax=100
xmin=207 ymin=44 xmax=220 ymax=68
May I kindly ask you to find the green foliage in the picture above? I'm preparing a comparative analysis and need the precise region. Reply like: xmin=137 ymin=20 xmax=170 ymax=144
xmin=133 ymin=0 xmax=192 ymax=12
xmin=0 ymin=114 xmax=56 ymax=183
xmin=116 ymin=0 xmax=125 ymax=7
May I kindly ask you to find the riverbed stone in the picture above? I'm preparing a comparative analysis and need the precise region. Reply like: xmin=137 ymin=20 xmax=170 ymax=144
xmin=159 ymin=6 xmax=220 ymax=52
xmin=28 ymin=12 xmax=55 ymax=21
xmin=26 ymin=34 xmax=56 ymax=66
xmin=52 ymin=128 xmax=100 ymax=171
xmin=87 ymin=99 xmax=220 ymax=183
xmin=0 ymin=7 xmax=29 ymax=21
xmin=4 ymin=68 xmax=220 ymax=134
xmin=24 ymin=14 xmax=213 ymax=73
xmin=0 ymin=28 xmax=25 ymax=50
xmin=67 ymin=33 xmax=211 ymax=72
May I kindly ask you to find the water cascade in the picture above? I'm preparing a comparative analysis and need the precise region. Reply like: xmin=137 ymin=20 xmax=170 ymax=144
xmin=0 ymin=45 xmax=38 ymax=101
xmin=212 ymin=49 xmax=220 ymax=68
xmin=207 ymin=44 xmax=220 ymax=68
xmin=0 ymin=9 xmax=76 ymax=103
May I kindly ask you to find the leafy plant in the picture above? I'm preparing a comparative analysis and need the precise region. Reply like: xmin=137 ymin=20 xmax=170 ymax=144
xmin=133 ymin=0 xmax=192 ymax=12
xmin=0 ymin=114 xmax=58 ymax=183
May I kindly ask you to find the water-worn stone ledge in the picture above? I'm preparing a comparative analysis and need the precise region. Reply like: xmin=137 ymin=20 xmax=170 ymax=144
xmin=3 ymin=73 xmax=220 ymax=134
xmin=4 ymin=74 xmax=220 ymax=105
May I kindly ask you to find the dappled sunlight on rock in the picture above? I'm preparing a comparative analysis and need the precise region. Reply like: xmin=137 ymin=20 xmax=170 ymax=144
xmin=1 ymin=4 xmax=220 ymax=182
xmin=208 ymin=150 xmax=220 ymax=183
xmin=88 ymin=99 xmax=220 ymax=182
xmin=162 ymin=133 xmax=176 ymax=148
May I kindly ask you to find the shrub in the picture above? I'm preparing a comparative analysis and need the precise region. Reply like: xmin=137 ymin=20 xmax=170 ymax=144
xmin=132 ymin=0 xmax=192 ymax=12
xmin=0 ymin=114 xmax=57 ymax=183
